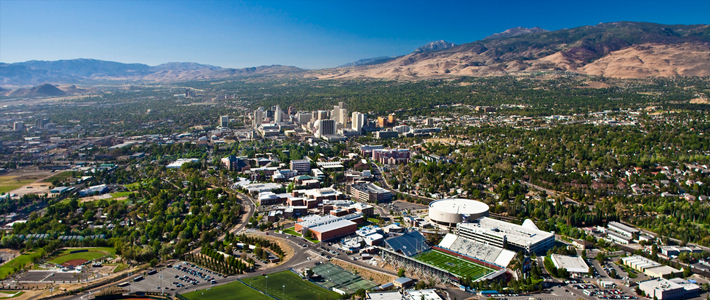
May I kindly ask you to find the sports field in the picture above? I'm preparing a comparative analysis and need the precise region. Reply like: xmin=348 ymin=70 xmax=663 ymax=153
xmin=48 ymin=248 xmax=115 ymax=265
xmin=414 ymin=249 xmax=495 ymax=280
xmin=0 ymin=252 xmax=42 ymax=279
xmin=244 ymin=271 xmax=341 ymax=300
xmin=182 ymin=280 xmax=271 ymax=300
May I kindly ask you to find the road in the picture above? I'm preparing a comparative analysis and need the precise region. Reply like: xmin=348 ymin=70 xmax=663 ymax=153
xmin=522 ymin=181 xmax=579 ymax=205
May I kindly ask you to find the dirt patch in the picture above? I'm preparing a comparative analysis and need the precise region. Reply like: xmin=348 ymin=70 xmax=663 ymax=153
xmin=330 ymin=258 xmax=396 ymax=285
xmin=690 ymin=97 xmax=709 ymax=104
xmin=9 ymin=182 xmax=52 ymax=197
xmin=62 ymin=259 xmax=88 ymax=267
xmin=579 ymin=81 xmax=611 ymax=89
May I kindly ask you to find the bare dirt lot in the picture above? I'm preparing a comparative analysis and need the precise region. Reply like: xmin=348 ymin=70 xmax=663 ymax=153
xmin=0 ymin=167 xmax=57 ymax=195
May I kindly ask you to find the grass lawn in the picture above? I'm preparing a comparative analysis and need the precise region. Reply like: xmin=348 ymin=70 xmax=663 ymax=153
xmin=244 ymin=271 xmax=341 ymax=300
xmin=0 ymin=176 xmax=36 ymax=194
xmin=0 ymin=252 xmax=42 ymax=280
xmin=414 ymin=249 xmax=495 ymax=280
xmin=110 ymin=191 xmax=134 ymax=198
xmin=282 ymin=228 xmax=319 ymax=243
xmin=41 ymin=172 xmax=74 ymax=183
xmin=0 ymin=291 xmax=24 ymax=299
xmin=182 ymin=280 xmax=271 ymax=300
xmin=48 ymin=248 xmax=115 ymax=265
xmin=112 ymin=263 xmax=129 ymax=273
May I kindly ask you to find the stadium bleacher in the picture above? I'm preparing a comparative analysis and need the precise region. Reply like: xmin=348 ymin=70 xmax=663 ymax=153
xmin=384 ymin=231 xmax=429 ymax=257
xmin=438 ymin=233 xmax=515 ymax=268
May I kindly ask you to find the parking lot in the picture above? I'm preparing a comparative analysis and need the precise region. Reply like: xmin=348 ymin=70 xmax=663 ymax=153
xmin=123 ymin=262 xmax=226 ymax=294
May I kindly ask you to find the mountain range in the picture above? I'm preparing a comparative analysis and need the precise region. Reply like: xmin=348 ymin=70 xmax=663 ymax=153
xmin=2 ymin=22 xmax=709 ymax=88
xmin=318 ymin=22 xmax=710 ymax=80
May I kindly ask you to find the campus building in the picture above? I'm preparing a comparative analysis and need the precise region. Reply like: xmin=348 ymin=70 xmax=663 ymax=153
xmin=456 ymin=217 xmax=554 ymax=255
xmin=638 ymin=278 xmax=700 ymax=300
xmin=348 ymin=183 xmax=392 ymax=203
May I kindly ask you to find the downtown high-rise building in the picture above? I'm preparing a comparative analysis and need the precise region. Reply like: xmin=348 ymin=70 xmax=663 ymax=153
xmin=219 ymin=115 xmax=229 ymax=128
xmin=352 ymin=112 xmax=366 ymax=132
xmin=253 ymin=108 xmax=264 ymax=128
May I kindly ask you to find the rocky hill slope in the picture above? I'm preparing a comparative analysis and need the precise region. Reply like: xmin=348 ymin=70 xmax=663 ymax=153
xmin=315 ymin=22 xmax=710 ymax=80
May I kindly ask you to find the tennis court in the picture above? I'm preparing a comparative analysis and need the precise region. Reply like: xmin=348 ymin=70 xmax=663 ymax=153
xmin=414 ymin=249 xmax=495 ymax=280
xmin=310 ymin=263 xmax=377 ymax=294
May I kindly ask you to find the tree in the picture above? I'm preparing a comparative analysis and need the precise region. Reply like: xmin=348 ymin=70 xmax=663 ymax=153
xmin=303 ymin=228 xmax=312 ymax=240
xmin=397 ymin=268 xmax=405 ymax=277
xmin=596 ymin=252 xmax=606 ymax=264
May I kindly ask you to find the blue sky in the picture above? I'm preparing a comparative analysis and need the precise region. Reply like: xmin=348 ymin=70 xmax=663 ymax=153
xmin=1 ymin=0 xmax=708 ymax=69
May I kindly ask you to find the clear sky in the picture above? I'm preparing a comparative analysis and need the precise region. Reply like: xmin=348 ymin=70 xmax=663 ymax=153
xmin=1 ymin=0 xmax=709 ymax=69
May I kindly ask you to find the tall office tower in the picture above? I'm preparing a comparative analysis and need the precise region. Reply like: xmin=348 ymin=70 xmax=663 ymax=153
xmin=316 ymin=110 xmax=329 ymax=120
xmin=253 ymin=108 xmax=264 ymax=128
xmin=36 ymin=118 xmax=49 ymax=128
xmin=352 ymin=112 xmax=366 ymax=132
xmin=220 ymin=115 xmax=229 ymax=128
xmin=331 ymin=102 xmax=348 ymax=125
xmin=13 ymin=121 xmax=24 ymax=132
xmin=275 ymin=105 xmax=284 ymax=123
xmin=296 ymin=112 xmax=312 ymax=124
xmin=316 ymin=119 xmax=336 ymax=137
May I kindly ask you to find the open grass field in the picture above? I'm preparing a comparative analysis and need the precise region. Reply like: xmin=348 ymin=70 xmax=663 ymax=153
xmin=110 ymin=191 xmax=134 ymax=198
xmin=244 ymin=271 xmax=341 ymax=300
xmin=48 ymin=248 xmax=115 ymax=265
xmin=41 ymin=172 xmax=74 ymax=183
xmin=0 ymin=176 xmax=36 ymax=194
xmin=414 ymin=249 xmax=495 ymax=280
xmin=0 ymin=252 xmax=42 ymax=280
xmin=182 ymin=280 xmax=271 ymax=300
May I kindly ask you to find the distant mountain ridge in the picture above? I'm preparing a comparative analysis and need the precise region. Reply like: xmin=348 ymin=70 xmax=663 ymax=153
xmin=483 ymin=26 xmax=549 ymax=40
xmin=316 ymin=22 xmax=710 ymax=80
xmin=414 ymin=40 xmax=455 ymax=53
xmin=338 ymin=56 xmax=395 ymax=68
xmin=0 ymin=59 xmax=302 ymax=87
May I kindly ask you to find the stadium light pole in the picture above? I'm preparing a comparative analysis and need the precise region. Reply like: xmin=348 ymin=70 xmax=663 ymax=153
xmin=283 ymin=284 xmax=285 ymax=300
xmin=266 ymin=275 xmax=268 ymax=295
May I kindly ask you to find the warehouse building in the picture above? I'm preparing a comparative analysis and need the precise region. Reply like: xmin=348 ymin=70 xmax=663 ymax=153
xmin=551 ymin=254 xmax=589 ymax=274
xmin=456 ymin=217 xmax=554 ymax=255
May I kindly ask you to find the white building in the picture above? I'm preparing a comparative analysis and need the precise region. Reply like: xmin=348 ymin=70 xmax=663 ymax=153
xmin=219 ymin=115 xmax=229 ymax=128
xmin=456 ymin=217 xmax=555 ymax=255
xmin=607 ymin=221 xmax=639 ymax=238
xmin=403 ymin=289 xmax=442 ymax=300
xmin=551 ymin=254 xmax=589 ymax=274
xmin=253 ymin=108 xmax=264 ymax=128
xmin=290 ymin=159 xmax=311 ymax=174
xmin=167 ymin=158 xmax=199 ymax=169
xmin=352 ymin=112 xmax=366 ymax=132
xmin=638 ymin=278 xmax=700 ymax=300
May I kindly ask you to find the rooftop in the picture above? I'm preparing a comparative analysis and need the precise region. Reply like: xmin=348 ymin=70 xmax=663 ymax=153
xmin=551 ymin=254 xmax=589 ymax=273
xmin=309 ymin=219 xmax=357 ymax=233
xmin=458 ymin=217 xmax=554 ymax=246
xmin=608 ymin=221 xmax=639 ymax=234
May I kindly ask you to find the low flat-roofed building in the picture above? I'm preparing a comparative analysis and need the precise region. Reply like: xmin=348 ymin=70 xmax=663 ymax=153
xmin=660 ymin=246 xmax=703 ymax=257
xmin=607 ymin=221 xmax=639 ymax=238
xmin=348 ymin=182 xmax=392 ymax=203
xmin=644 ymin=265 xmax=681 ymax=279
xmin=403 ymin=289 xmax=442 ymax=300
xmin=366 ymin=291 xmax=402 ymax=300
xmin=606 ymin=231 xmax=632 ymax=244
xmin=393 ymin=277 xmax=414 ymax=288
xmin=639 ymin=278 xmax=700 ymax=300
xmin=308 ymin=219 xmax=357 ymax=242
xmin=621 ymin=255 xmax=661 ymax=272
xmin=551 ymin=254 xmax=589 ymax=274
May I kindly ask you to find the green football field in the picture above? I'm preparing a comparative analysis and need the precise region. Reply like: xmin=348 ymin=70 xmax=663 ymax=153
xmin=244 ymin=271 xmax=341 ymax=300
xmin=182 ymin=280 xmax=271 ymax=300
xmin=414 ymin=249 xmax=495 ymax=280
